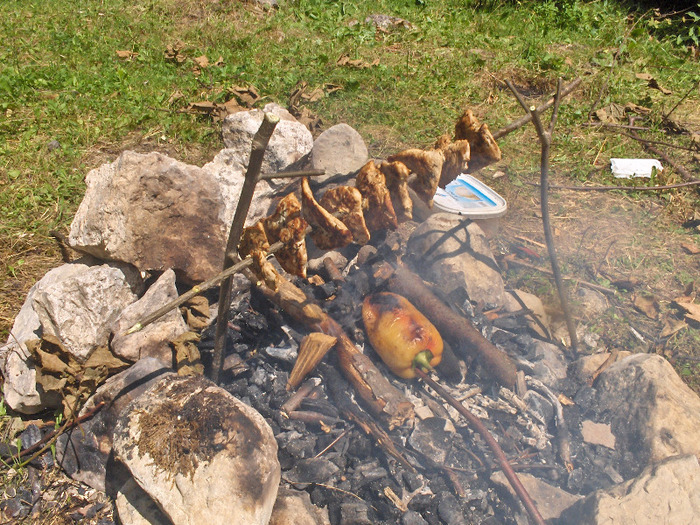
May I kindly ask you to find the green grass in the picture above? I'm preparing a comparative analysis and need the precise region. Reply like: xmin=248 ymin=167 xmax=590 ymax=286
xmin=1 ymin=0 xmax=698 ymax=334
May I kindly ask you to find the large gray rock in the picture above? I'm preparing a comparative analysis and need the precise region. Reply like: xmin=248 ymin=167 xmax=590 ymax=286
xmin=310 ymin=123 xmax=369 ymax=182
xmin=113 ymin=375 xmax=281 ymax=525
xmin=594 ymin=353 xmax=700 ymax=476
xmin=202 ymin=149 xmax=276 ymax=228
xmin=111 ymin=269 xmax=188 ymax=364
xmin=221 ymin=109 xmax=313 ymax=176
xmin=56 ymin=358 xmax=174 ymax=491
xmin=558 ymin=455 xmax=700 ymax=525
xmin=407 ymin=214 xmax=506 ymax=309
xmin=0 ymin=259 xmax=140 ymax=414
xmin=68 ymin=151 xmax=228 ymax=284
xmin=32 ymin=263 xmax=139 ymax=363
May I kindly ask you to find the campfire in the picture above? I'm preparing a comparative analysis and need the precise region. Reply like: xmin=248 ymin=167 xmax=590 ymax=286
xmin=3 ymin=93 xmax=700 ymax=525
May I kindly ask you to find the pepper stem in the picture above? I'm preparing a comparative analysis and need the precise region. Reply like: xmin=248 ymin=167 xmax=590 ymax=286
xmin=413 ymin=350 xmax=434 ymax=373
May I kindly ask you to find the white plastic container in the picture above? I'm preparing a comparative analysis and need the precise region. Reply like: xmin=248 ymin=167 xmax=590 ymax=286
xmin=432 ymin=174 xmax=507 ymax=236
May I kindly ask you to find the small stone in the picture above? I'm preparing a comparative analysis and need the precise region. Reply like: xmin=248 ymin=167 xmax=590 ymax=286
xmin=47 ymin=139 xmax=61 ymax=151
xmin=581 ymin=420 xmax=616 ymax=450
xmin=576 ymin=288 xmax=609 ymax=318
xmin=111 ymin=269 xmax=188 ymax=364
xmin=339 ymin=501 xmax=372 ymax=525
xmin=401 ymin=510 xmax=429 ymax=525
xmin=437 ymin=492 xmax=465 ymax=525
xmin=33 ymin=262 xmax=140 ymax=362
xmin=285 ymin=457 xmax=340 ymax=489
xmin=311 ymin=124 xmax=369 ymax=183
xmin=221 ymin=109 xmax=313 ymax=177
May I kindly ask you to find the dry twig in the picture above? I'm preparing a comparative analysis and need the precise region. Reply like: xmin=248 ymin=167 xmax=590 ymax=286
xmin=211 ymin=112 xmax=280 ymax=383
xmin=414 ymin=368 xmax=545 ymax=525
xmin=493 ymin=77 xmax=581 ymax=140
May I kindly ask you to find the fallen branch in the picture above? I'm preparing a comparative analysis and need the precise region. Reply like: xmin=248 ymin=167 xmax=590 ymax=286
xmin=256 ymin=274 xmax=415 ymax=429
xmin=505 ymin=256 xmax=616 ymax=296
xmin=322 ymin=363 xmax=416 ymax=472
xmin=539 ymin=179 xmax=700 ymax=192
xmin=414 ymin=368 xmax=545 ymax=525
xmin=492 ymin=77 xmax=581 ymax=140
xmin=387 ymin=265 xmax=517 ymax=388
xmin=506 ymin=78 xmax=579 ymax=356
xmin=211 ymin=112 xmax=280 ymax=383
xmin=0 ymin=402 xmax=106 ymax=469
xmin=622 ymin=132 xmax=698 ymax=152
xmin=629 ymin=128 xmax=697 ymax=183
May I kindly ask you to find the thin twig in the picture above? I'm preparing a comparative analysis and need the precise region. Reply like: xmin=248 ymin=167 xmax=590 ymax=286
xmin=124 ymin=240 xmax=285 ymax=335
xmin=492 ymin=77 xmax=581 ymax=140
xmin=4 ymin=402 xmax=106 ymax=469
xmin=506 ymin=256 xmax=616 ymax=296
xmin=629 ymin=129 xmax=697 ymax=182
xmin=532 ymin=179 xmax=700 ymax=192
xmin=211 ymin=112 xmax=280 ymax=383
xmin=506 ymin=79 xmax=579 ymax=356
xmin=622 ymin=131 xmax=698 ymax=152
xmin=663 ymin=78 xmax=700 ymax=121
xmin=414 ymin=369 xmax=546 ymax=525
xmin=582 ymin=122 xmax=650 ymax=131
xmin=260 ymin=168 xmax=326 ymax=180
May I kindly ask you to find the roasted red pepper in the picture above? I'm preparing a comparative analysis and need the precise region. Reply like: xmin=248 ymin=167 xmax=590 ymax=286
xmin=362 ymin=292 xmax=443 ymax=379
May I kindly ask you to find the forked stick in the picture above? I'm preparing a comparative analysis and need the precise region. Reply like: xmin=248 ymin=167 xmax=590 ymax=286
xmin=505 ymin=79 xmax=579 ymax=355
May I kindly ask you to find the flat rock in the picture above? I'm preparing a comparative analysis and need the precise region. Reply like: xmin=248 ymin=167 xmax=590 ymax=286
xmin=558 ymin=455 xmax=700 ymax=525
xmin=68 ymin=150 xmax=228 ymax=284
xmin=56 ymin=358 xmax=174 ymax=491
xmin=33 ymin=263 xmax=139 ymax=362
xmin=491 ymin=470 xmax=581 ymax=522
xmin=113 ymin=375 xmax=280 ymax=525
xmin=581 ymin=420 xmax=616 ymax=450
xmin=269 ymin=487 xmax=330 ymax=525
xmin=111 ymin=269 xmax=188 ymax=364
xmin=310 ymin=123 xmax=368 ymax=183
xmin=221 ymin=109 xmax=313 ymax=176
xmin=407 ymin=214 xmax=506 ymax=309
xmin=594 ymin=353 xmax=700 ymax=476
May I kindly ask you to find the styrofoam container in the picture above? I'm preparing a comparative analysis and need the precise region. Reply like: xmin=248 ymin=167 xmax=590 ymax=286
xmin=432 ymin=174 xmax=507 ymax=236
